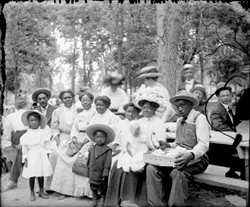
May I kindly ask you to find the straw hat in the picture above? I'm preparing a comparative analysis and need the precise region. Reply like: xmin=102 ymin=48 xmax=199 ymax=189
xmin=190 ymin=84 xmax=207 ymax=96
xmin=21 ymin=110 xmax=47 ymax=129
xmin=137 ymin=66 xmax=162 ymax=79
xmin=86 ymin=124 xmax=115 ymax=144
xmin=32 ymin=88 xmax=51 ymax=102
xmin=215 ymin=82 xmax=232 ymax=96
xmin=182 ymin=64 xmax=194 ymax=72
xmin=170 ymin=90 xmax=199 ymax=108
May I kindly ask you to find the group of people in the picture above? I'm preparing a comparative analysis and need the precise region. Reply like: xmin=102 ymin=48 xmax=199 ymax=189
xmin=1 ymin=63 xmax=245 ymax=207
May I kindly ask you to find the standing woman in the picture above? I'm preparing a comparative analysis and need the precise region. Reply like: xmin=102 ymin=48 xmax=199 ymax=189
xmin=70 ymin=92 xmax=96 ymax=198
xmin=48 ymin=90 xmax=78 ymax=198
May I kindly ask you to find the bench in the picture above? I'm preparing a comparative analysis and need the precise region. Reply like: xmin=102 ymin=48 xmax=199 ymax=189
xmin=193 ymin=173 xmax=248 ymax=192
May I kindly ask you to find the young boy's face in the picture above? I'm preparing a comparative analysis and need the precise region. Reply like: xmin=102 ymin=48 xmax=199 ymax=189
xmin=125 ymin=106 xmax=138 ymax=121
xmin=94 ymin=131 xmax=106 ymax=146
xmin=28 ymin=115 xmax=40 ymax=129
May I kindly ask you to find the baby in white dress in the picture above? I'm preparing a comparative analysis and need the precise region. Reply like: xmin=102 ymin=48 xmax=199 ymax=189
xmin=20 ymin=110 xmax=53 ymax=201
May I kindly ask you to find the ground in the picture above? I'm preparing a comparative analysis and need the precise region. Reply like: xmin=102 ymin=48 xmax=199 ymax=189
xmin=1 ymin=166 xmax=247 ymax=207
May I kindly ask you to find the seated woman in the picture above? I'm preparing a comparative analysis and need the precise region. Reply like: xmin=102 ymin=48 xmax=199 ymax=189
xmin=70 ymin=92 xmax=96 ymax=198
xmin=105 ymin=88 xmax=167 ymax=207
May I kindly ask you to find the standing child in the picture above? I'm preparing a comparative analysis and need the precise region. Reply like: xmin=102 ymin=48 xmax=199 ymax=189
xmin=20 ymin=110 xmax=53 ymax=201
xmin=86 ymin=124 xmax=115 ymax=207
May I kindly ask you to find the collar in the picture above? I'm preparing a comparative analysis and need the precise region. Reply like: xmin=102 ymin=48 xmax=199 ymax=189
xmin=220 ymin=101 xmax=229 ymax=110
xmin=41 ymin=104 xmax=49 ymax=111
xmin=185 ymin=79 xmax=194 ymax=84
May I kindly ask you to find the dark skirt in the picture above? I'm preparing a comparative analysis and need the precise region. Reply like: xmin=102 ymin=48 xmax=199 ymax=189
xmin=105 ymin=160 xmax=148 ymax=207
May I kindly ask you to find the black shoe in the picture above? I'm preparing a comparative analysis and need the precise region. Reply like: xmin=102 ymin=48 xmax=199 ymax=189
xmin=45 ymin=190 xmax=54 ymax=194
xmin=225 ymin=170 xmax=240 ymax=179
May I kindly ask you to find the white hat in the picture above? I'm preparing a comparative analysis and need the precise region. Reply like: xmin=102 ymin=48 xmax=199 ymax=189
xmin=137 ymin=66 xmax=162 ymax=79
xmin=21 ymin=110 xmax=47 ymax=129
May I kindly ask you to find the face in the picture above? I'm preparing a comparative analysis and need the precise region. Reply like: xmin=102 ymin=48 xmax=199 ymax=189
xmin=94 ymin=131 xmax=106 ymax=146
xmin=28 ymin=115 xmax=40 ymax=129
xmin=174 ymin=100 xmax=193 ymax=118
xmin=144 ymin=77 xmax=154 ymax=87
xmin=125 ymin=106 xmax=138 ymax=121
xmin=193 ymin=90 xmax=204 ymax=102
xmin=141 ymin=102 xmax=156 ymax=118
xmin=218 ymin=90 xmax=232 ymax=105
xmin=37 ymin=93 xmax=49 ymax=108
xmin=62 ymin=92 xmax=73 ymax=108
xmin=80 ymin=95 xmax=92 ymax=110
xmin=95 ymin=100 xmax=107 ymax=114
xmin=183 ymin=69 xmax=194 ymax=81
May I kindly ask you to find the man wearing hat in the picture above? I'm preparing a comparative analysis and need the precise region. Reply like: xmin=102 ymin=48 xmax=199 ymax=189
xmin=146 ymin=90 xmax=210 ymax=207
xmin=2 ymin=97 xmax=29 ymax=191
xmin=178 ymin=64 xmax=200 ymax=92
xmin=137 ymin=65 xmax=175 ymax=122
xmin=190 ymin=84 xmax=207 ymax=115
xmin=209 ymin=82 xmax=243 ymax=179
xmin=32 ymin=88 xmax=57 ymax=127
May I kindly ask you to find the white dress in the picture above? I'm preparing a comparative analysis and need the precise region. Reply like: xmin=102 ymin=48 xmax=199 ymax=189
xmin=20 ymin=128 xmax=53 ymax=178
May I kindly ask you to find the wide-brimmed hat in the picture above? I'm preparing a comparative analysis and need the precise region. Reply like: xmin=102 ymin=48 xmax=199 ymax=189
xmin=170 ymin=90 xmax=199 ymax=108
xmin=182 ymin=64 xmax=194 ymax=72
xmin=190 ymin=84 xmax=207 ymax=96
xmin=137 ymin=66 xmax=162 ymax=79
xmin=103 ymin=72 xmax=125 ymax=86
xmin=138 ymin=100 xmax=160 ymax=109
xmin=215 ymin=82 xmax=232 ymax=96
xmin=86 ymin=124 xmax=115 ymax=144
xmin=32 ymin=88 xmax=51 ymax=102
xmin=21 ymin=110 xmax=47 ymax=129
xmin=132 ymin=85 xmax=167 ymax=110
xmin=15 ymin=97 xmax=28 ymax=109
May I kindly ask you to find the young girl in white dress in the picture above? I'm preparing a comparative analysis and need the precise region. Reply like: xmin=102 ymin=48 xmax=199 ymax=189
xmin=20 ymin=110 xmax=53 ymax=201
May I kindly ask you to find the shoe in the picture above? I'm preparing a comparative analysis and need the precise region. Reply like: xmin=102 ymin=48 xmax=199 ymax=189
xmin=39 ymin=191 xmax=49 ymax=199
xmin=58 ymin=195 xmax=67 ymax=200
xmin=30 ymin=192 xmax=36 ymax=201
xmin=3 ymin=180 xmax=17 ymax=192
xmin=45 ymin=190 xmax=54 ymax=194
xmin=225 ymin=170 xmax=240 ymax=179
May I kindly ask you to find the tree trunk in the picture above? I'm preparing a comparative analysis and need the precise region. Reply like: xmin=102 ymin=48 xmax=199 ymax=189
xmin=81 ymin=38 xmax=87 ymax=86
xmin=156 ymin=2 xmax=184 ymax=97
xmin=0 ymin=1 xmax=6 ymax=116
xmin=116 ymin=3 xmax=124 ymax=74
xmin=199 ymin=52 xmax=204 ymax=84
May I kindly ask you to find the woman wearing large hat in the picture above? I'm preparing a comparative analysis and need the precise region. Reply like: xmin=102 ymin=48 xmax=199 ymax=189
xmin=100 ymin=71 xmax=129 ymax=113
xmin=136 ymin=65 xmax=176 ymax=122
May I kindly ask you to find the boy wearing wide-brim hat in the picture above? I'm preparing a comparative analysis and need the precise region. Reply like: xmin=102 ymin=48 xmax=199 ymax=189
xmin=86 ymin=124 xmax=115 ymax=207
xmin=146 ymin=90 xmax=210 ymax=207
xmin=190 ymin=84 xmax=207 ymax=115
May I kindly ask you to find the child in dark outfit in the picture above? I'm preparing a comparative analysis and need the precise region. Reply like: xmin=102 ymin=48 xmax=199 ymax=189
xmin=86 ymin=124 xmax=115 ymax=207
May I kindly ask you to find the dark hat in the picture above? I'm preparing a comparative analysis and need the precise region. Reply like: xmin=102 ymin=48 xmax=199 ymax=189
xmin=138 ymin=100 xmax=160 ymax=109
xmin=94 ymin=95 xmax=111 ymax=108
xmin=103 ymin=73 xmax=125 ymax=86
xmin=86 ymin=124 xmax=115 ymax=144
xmin=123 ymin=102 xmax=141 ymax=114
xmin=170 ymin=90 xmax=199 ymax=108
xmin=215 ymin=82 xmax=232 ymax=96
xmin=32 ymin=88 xmax=51 ymax=102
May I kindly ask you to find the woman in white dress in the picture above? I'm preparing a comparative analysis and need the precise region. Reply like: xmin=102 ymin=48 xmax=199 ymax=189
xmin=70 ymin=92 xmax=96 ymax=198
xmin=20 ymin=110 xmax=53 ymax=201
xmin=49 ymin=90 xmax=78 ymax=199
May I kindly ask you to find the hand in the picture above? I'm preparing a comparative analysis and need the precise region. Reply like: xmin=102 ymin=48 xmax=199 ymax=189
xmin=16 ymin=144 xmax=22 ymax=152
xmin=101 ymin=176 xmax=108 ymax=183
xmin=77 ymin=108 xmax=84 ymax=113
xmin=72 ymin=136 xmax=78 ymax=143
xmin=174 ymin=152 xmax=194 ymax=171
xmin=24 ymin=158 xmax=28 ymax=168
xmin=54 ymin=135 xmax=60 ymax=147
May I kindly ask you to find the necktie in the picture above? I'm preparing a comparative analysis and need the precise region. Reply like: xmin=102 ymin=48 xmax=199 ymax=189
xmin=228 ymin=107 xmax=234 ymax=123
xmin=181 ymin=117 xmax=187 ymax=125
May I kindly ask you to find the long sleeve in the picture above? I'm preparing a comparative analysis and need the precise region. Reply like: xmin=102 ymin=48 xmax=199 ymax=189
xmin=187 ymin=115 xmax=210 ymax=159
xmin=51 ymin=109 xmax=60 ymax=138
xmin=102 ymin=149 xmax=112 ymax=177
xmin=70 ymin=117 xmax=80 ymax=139
xmin=210 ymin=109 xmax=233 ymax=132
